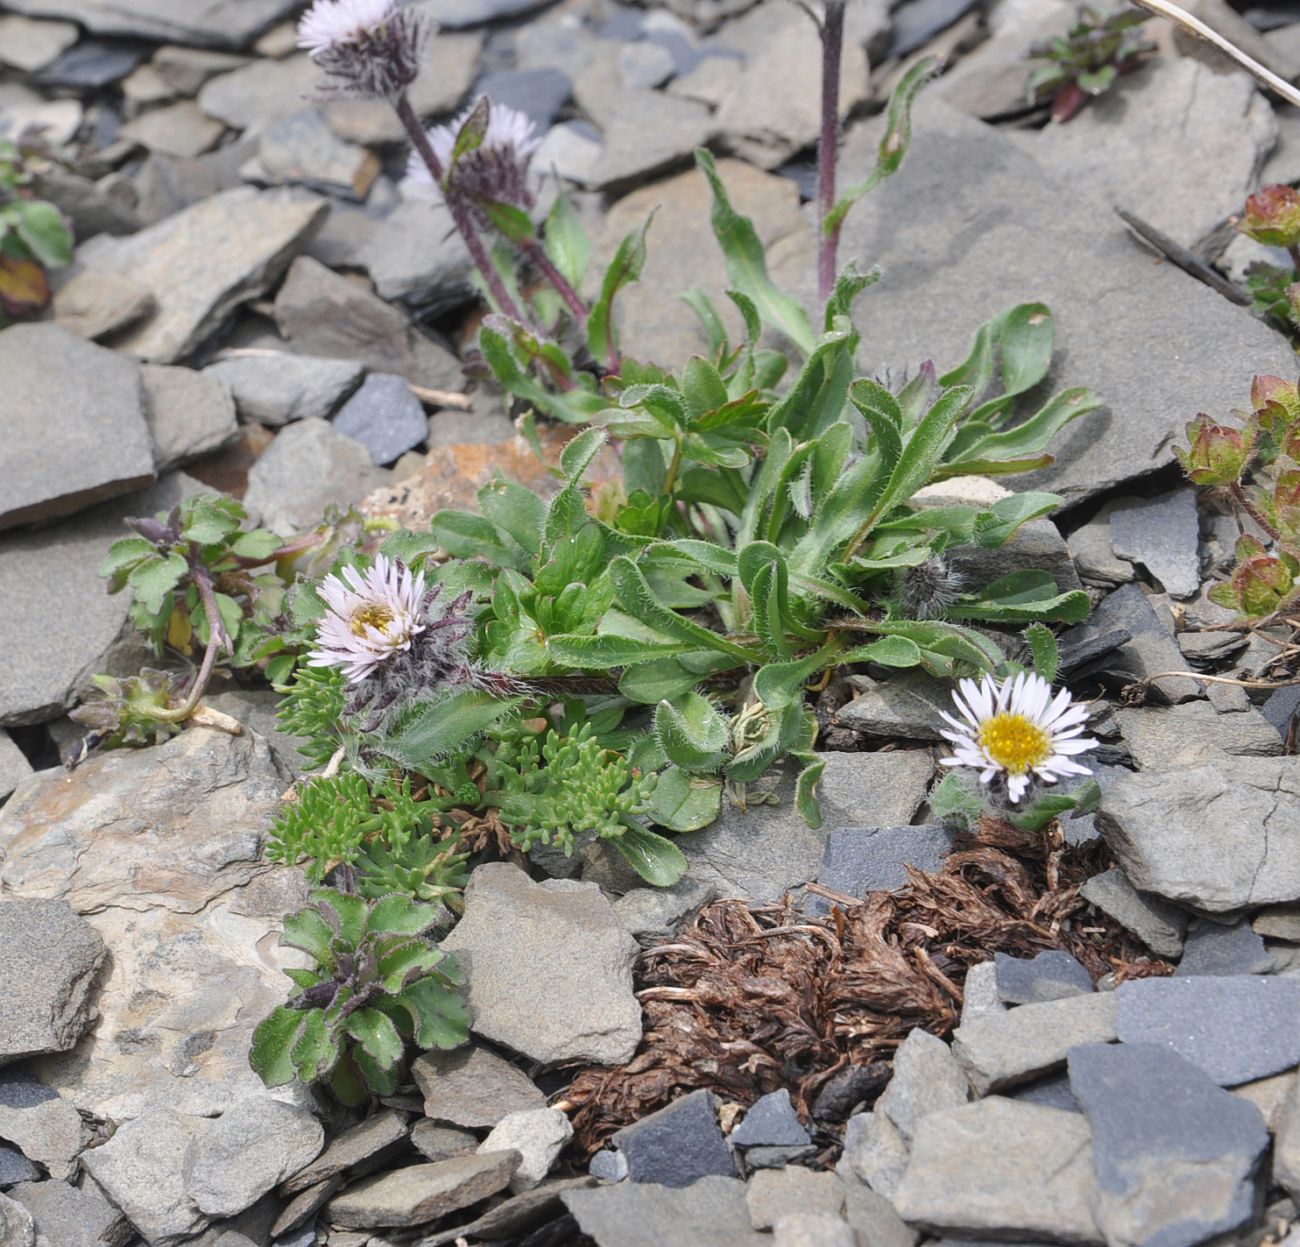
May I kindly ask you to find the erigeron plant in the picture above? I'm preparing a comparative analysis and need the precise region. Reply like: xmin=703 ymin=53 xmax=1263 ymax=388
xmin=0 ymin=138 xmax=73 ymax=323
xmin=1236 ymin=185 xmax=1300 ymax=340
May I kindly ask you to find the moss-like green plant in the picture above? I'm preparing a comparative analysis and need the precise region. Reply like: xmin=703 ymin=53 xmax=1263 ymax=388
xmin=250 ymin=889 xmax=469 ymax=1104
xmin=355 ymin=831 xmax=469 ymax=906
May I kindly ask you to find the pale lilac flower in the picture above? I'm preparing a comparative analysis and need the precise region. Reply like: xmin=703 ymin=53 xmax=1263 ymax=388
xmin=938 ymin=671 xmax=1097 ymax=804
xmin=296 ymin=0 xmax=425 ymax=99
xmin=404 ymin=97 xmax=542 ymax=213
xmin=308 ymin=554 xmax=427 ymax=684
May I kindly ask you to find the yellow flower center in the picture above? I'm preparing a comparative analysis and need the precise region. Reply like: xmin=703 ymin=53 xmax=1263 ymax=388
xmin=977 ymin=713 xmax=1052 ymax=775
xmin=349 ymin=604 xmax=395 ymax=637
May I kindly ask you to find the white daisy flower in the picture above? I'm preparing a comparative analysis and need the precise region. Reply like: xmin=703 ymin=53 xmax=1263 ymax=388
xmin=404 ymin=98 xmax=542 ymax=206
xmin=298 ymin=0 xmax=396 ymax=54
xmin=938 ymin=671 xmax=1098 ymax=804
xmin=297 ymin=0 xmax=425 ymax=99
xmin=308 ymin=554 xmax=428 ymax=684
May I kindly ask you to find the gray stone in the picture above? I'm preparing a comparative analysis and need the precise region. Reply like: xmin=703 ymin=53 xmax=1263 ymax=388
xmin=1079 ymin=868 xmax=1188 ymax=960
xmin=426 ymin=406 xmax=515 ymax=448
xmin=951 ymin=992 xmax=1119 ymax=1096
xmin=959 ymin=960 xmax=1006 ymax=1025
xmin=475 ymin=66 xmax=572 ymax=127
xmin=781 ymin=100 xmax=1297 ymax=506
xmin=0 ymin=93 xmax=81 ymax=148
xmin=281 ymin=1108 xmax=409 ymax=1195
xmin=201 ymin=687 xmax=310 ymax=777
xmin=0 ymin=1074 xmax=83 ymax=1180
xmin=1097 ymin=757 xmax=1300 ymax=913
xmin=581 ymin=80 xmax=713 ymax=193
xmin=151 ymin=46 xmax=249 ymax=96
xmin=0 ymin=15 xmax=77 ymax=72
xmin=1115 ymin=975 xmax=1300 ymax=1086
xmin=0 ymin=735 xmax=32 ymax=804
xmin=877 ymin=1030 xmax=970 ymax=1142
xmin=994 ymin=950 xmax=1093 ymax=1005
xmin=1068 ymin=1042 xmax=1269 ymax=1247
xmin=588 ymin=1148 xmax=628 ymax=1183
xmin=332 ymin=373 xmax=428 ymax=467
xmin=746 ymin=1168 xmax=844 ymax=1230
xmin=836 ymin=672 xmax=950 ymax=740
xmin=894 ymin=1099 xmax=1100 ymax=1243
xmin=51 ymin=270 xmax=155 ymax=341
xmin=274 ymin=257 xmax=462 ymax=392
xmin=773 ymin=1213 xmax=858 ymax=1247
xmin=0 ymin=900 xmax=106 ymax=1065
xmin=1023 ymin=60 xmax=1274 ymax=251
xmin=120 ymin=101 xmax=225 ymax=159
xmin=1232 ymin=1069 xmax=1295 ymax=1134
xmin=0 ymin=1149 xmax=39 ymax=1190
xmin=1072 ymin=584 xmax=1202 ymax=704
xmin=75 ymin=187 xmax=326 ymax=364
xmin=35 ymin=38 xmax=143 ymax=87
xmin=326 ymin=1151 xmax=520 ymax=1231
xmin=243 ymin=418 xmax=389 ymax=536
xmin=840 ymin=1111 xmax=909 ymax=1200
xmin=1277 ymin=1078 xmax=1300 ymax=1204
xmin=412 ymin=1044 xmax=546 ymax=1129
xmin=1110 ymin=489 xmax=1202 ymax=600
xmin=141 ymin=364 xmax=238 ymax=470
xmin=251 ymin=109 xmax=379 ymax=201
xmin=1256 ymin=906 xmax=1300 ymax=943
xmin=478 ymin=1108 xmax=573 ymax=1193
xmin=0 ymin=728 xmax=310 ymax=1120
xmin=730 ymin=1090 xmax=810 ymax=1149
xmin=836 ymin=1166 xmax=918 ymax=1247
xmin=1177 ymin=920 xmax=1273 ymax=977
xmin=441 ymin=864 xmax=641 ymax=1066
xmin=355 ymin=200 xmax=472 ymax=308
xmin=1 ymin=0 xmax=298 ymax=48
xmin=1009 ymin=1071 xmax=1080 ymax=1114
xmin=1069 ymin=506 xmax=1135 ymax=587
xmin=197 ymin=54 xmax=322 ymax=131
xmin=807 ymin=826 xmax=956 ymax=917
xmin=615 ymin=877 xmax=715 ymax=941
xmin=564 ymin=1175 xmax=765 ymax=1247
xmin=618 ymin=40 xmax=676 ymax=90
xmin=0 ymin=323 xmax=153 ymax=531
xmin=184 ymin=1096 xmax=324 ymax=1217
xmin=950 ymin=517 xmax=1082 ymax=596
xmin=204 ymin=352 xmax=364 ymax=427
xmin=533 ymin=121 xmax=603 ymax=186
xmin=82 ymin=1110 xmax=209 ymax=1246
xmin=405 ymin=1176 xmax=598 ymax=1247
xmin=7 ymin=1177 xmax=126 ymax=1247
xmin=270 ymin=1176 xmax=337 ymax=1239
xmin=410 ymin=1121 xmax=477 ymax=1163
xmin=1263 ymin=684 xmax=1300 ymax=741
xmin=611 ymin=1090 xmax=735 ymax=1188
xmin=0 ymin=1194 xmax=32 ymax=1247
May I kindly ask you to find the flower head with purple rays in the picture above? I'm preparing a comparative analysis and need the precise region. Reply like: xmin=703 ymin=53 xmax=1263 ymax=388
xmin=308 ymin=554 xmax=427 ymax=684
xmin=296 ymin=0 xmax=426 ymax=99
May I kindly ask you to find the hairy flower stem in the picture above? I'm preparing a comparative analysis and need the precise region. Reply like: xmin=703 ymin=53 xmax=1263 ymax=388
xmin=1231 ymin=481 xmax=1284 ymax=543
xmin=155 ymin=573 xmax=226 ymax=723
xmin=817 ymin=0 xmax=846 ymax=303
xmin=394 ymin=93 xmax=533 ymax=328
xmin=520 ymin=237 xmax=588 ymax=323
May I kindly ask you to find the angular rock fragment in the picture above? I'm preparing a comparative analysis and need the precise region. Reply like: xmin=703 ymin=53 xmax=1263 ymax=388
xmin=326 ymin=1151 xmax=520 ymax=1230
xmin=412 ymin=1044 xmax=546 ymax=1129
xmin=611 ymin=1090 xmax=735 ymax=1188
xmin=1078 ymin=868 xmax=1187 ymax=960
xmin=204 ymin=353 xmax=364 ymax=427
xmin=141 ymin=364 xmax=238 ymax=471
xmin=478 ymin=1108 xmax=573 ymax=1192
xmin=280 ymin=1109 xmax=408 ymax=1196
xmin=563 ymin=1175 xmax=765 ymax=1247
xmin=1176 ymin=920 xmax=1273 ymax=977
xmin=876 ymin=1030 xmax=969 ymax=1141
xmin=994 ymin=950 xmax=1093 ymax=1005
xmin=331 ymin=373 xmax=428 ymax=467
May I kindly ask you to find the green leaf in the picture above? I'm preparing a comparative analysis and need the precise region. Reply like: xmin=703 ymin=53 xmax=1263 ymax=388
xmin=478 ymin=478 xmax=546 ymax=556
xmin=313 ymin=888 xmax=369 ymax=947
xmin=483 ymin=200 xmax=536 ymax=244
xmin=366 ymin=894 xmax=444 ymax=938
xmin=548 ymin=633 xmax=692 ymax=668
xmin=181 ymin=494 xmax=242 ymax=546
xmin=377 ymin=940 xmax=442 ymax=992
xmin=794 ymin=753 xmax=825 ymax=828
xmin=127 ymin=552 xmax=188 ymax=615
xmin=973 ymin=492 xmax=1063 ymax=547
xmin=290 ymin=1008 xmax=339 ymax=1083
xmin=430 ymin=510 xmax=515 ymax=563
xmin=14 ymin=200 xmax=71 ymax=269
xmin=944 ymin=387 xmax=1103 ymax=468
xmin=380 ymin=528 xmax=444 ymax=566
xmin=695 ymin=148 xmax=815 ymax=356
xmin=948 ymin=571 xmax=1091 ymax=624
xmin=280 ymin=905 xmax=336 ymax=968
xmin=399 ymin=973 xmax=472 ymax=1050
xmin=841 ymin=636 xmax=924 ymax=668
xmin=560 ymin=425 xmax=609 ymax=482
xmin=987 ymin=304 xmax=1055 ymax=419
xmin=100 ymin=536 xmax=158 ymax=578
xmin=682 ymin=288 xmax=728 ymax=357
xmin=588 ymin=211 xmax=654 ymax=365
xmin=375 ymin=690 xmax=521 ymax=775
xmin=611 ymin=823 xmax=688 ymax=887
xmin=649 ymin=766 xmax=723 ymax=832
xmin=823 ymin=56 xmax=936 ymax=237
xmin=249 ymin=1007 xmax=305 ymax=1087
xmin=1024 ymin=623 xmax=1060 ymax=683
xmin=350 ymin=1045 xmax=401 ymax=1096
xmin=765 ymin=326 xmax=855 ymax=438
xmin=655 ymin=694 xmax=730 ymax=772
xmin=609 ymin=557 xmax=755 ymax=660
xmin=345 ymin=1008 xmax=404 ymax=1069
xmin=823 ymin=260 xmax=881 ymax=331
xmin=230 ymin=529 xmax=281 ymax=561
xmin=545 ymin=194 xmax=592 ymax=291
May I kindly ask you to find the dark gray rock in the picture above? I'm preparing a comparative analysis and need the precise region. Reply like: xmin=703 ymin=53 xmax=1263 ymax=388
xmin=563 ymin=1175 xmax=764 ymax=1247
xmin=0 ymin=1148 xmax=40 ymax=1189
xmin=331 ymin=373 xmax=428 ymax=467
xmin=611 ymin=1090 xmax=735 ymax=1188
xmin=791 ymin=99 xmax=1297 ymax=506
xmin=835 ymin=672 xmax=950 ymax=740
xmin=274 ymin=257 xmax=462 ymax=392
xmin=1 ymin=0 xmax=299 ymax=48
xmin=242 ymin=418 xmax=388 ymax=536
xmin=474 ymin=67 xmax=572 ymax=126
xmin=1110 ymin=489 xmax=1202 ymax=600
xmin=281 ymin=1108 xmax=408 ymax=1196
xmin=614 ymin=877 xmax=715 ymax=942
xmin=1114 ymin=702 xmax=1281 ymax=770
xmin=1068 ymin=1042 xmax=1269 ymax=1247
xmin=1072 ymin=584 xmax=1201 ymax=703
xmin=141 ymin=364 xmax=238 ymax=471
xmin=891 ymin=1099 xmax=1102 ymax=1243
xmin=204 ymin=353 xmax=364 ymax=427
xmin=1009 ymin=1072 xmax=1080 ymax=1114
xmin=1263 ymin=685 xmax=1300 ymax=741
xmin=441 ymin=866 xmax=641 ymax=1066
xmin=1098 ymin=757 xmax=1300 ymax=913
xmin=951 ymin=993 xmax=1118 ymax=1096
xmin=1079 ymin=868 xmax=1188 ymax=960
xmin=36 ymin=38 xmax=144 ymax=87
xmin=730 ymin=1090 xmax=810 ymax=1149
xmin=413 ymin=1044 xmax=546 ymax=1129
xmin=0 ymin=323 xmax=153 ymax=531
xmin=994 ymin=950 xmax=1093 ymax=1005
xmin=75 ymin=188 xmax=326 ymax=364
xmin=839 ymin=1111 xmax=909 ymax=1200
xmin=887 ymin=0 xmax=981 ymax=57
xmin=355 ymin=201 xmax=472 ymax=308
xmin=806 ymin=826 xmax=955 ymax=917
xmin=0 ymin=900 xmax=106 ymax=1064
xmin=1176 ymin=920 xmax=1273 ymax=977
xmin=876 ymin=1029 xmax=969 ymax=1142
xmin=589 ymin=1149 xmax=628 ymax=1183
xmin=7 ymin=1176 xmax=126 ymax=1247
xmin=1115 ymin=975 xmax=1300 ymax=1085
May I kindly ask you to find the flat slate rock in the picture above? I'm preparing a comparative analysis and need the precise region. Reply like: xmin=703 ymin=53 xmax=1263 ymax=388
xmin=0 ymin=1146 xmax=40 ymax=1189
xmin=141 ymin=363 xmax=237 ymax=471
xmin=1078 ymin=868 xmax=1188 ymax=960
xmin=281 ymin=1108 xmax=408 ymax=1196
xmin=326 ymin=1151 xmax=520 ymax=1231
xmin=1109 ymin=489 xmax=1202 ymax=601
xmin=1068 ymin=1042 xmax=1269 ymax=1247
xmin=784 ymin=98 xmax=1297 ymax=506
xmin=1113 ymin=701 xmax=1281 ymax=770
xmin=876 ymin=1029 xmax=969 ymax=1142
xmin=75 ymin=187 xmax=326 ymax=364
xmin=0 ymin=323 xmax=153 ymax=531
xmin=7 ymin=1176 xmax=126 ymax=1247
xmin=331 ymin=373 xmax=428 ymax=467
xmin=994 ymin=950 xmax=1093 ymax=1005
xmin=563 ymin=1175 xmax=765 ymax=1247
xmin=611 ymin=1089 xmax=735 ymax=1188
xmin=442 ymin=865 xmax=642 ymax=1066
xmin=1115 ymin=976 xmax=1300 ymax=1086
xmin=730 ymin=1089 xmax=811 ymax=1149
xmin=412 ymin=1044 xmax=546 ymax=1130
xmin=1176 ymin=920 xmax=1273 ymax=977
xmin=1098 ymin=757 xmax=1300 ymax=913
xmin=1 ymin=0 xmax=299 ymax=47
xmin=204 ymin=352 xmax=364 ymax=427
xmin=806 ymin=825 xmax=955 ymax=917
xmin=1072 ymin=583 xmax=1201 ymax=703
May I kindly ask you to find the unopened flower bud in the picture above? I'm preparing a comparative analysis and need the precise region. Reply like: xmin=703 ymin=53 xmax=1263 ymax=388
xmin=1238 ymin=185 xmax=1300 ymax=248
xmin=1173 ymin=413 xmax=1252 ymax=486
